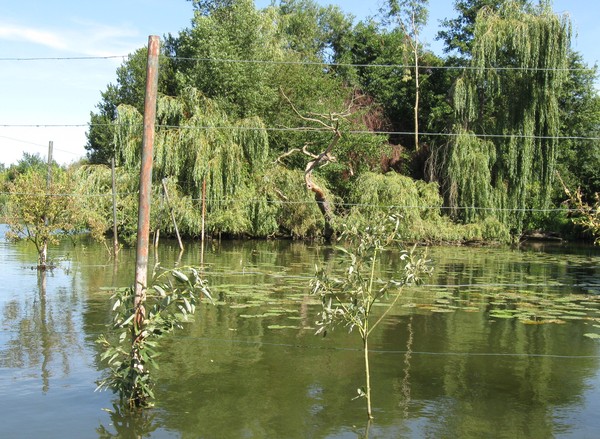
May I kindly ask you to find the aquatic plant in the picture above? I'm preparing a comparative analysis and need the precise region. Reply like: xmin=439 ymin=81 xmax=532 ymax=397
xmin=310 ymin=214 xmax=432 ymax=419
xmin=96 ymin=267 xmax=212 ymax=409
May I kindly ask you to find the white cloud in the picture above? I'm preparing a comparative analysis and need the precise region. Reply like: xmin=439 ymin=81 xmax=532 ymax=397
xmin=0 ymin=19 xmax=143 ymax=58
xmin=67 ymin=19 xmax=142 ymax=57
xmin=0 ymin=24 xmax=69 ymax=51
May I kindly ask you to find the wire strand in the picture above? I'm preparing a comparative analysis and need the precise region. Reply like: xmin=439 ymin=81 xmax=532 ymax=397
xmin=2 ymin=122 xmax=600 ymax=141
xmin=0 ymin=191 xmax=584 ymax=213
xmin=0 ymin=53 xmax=595 ymax=73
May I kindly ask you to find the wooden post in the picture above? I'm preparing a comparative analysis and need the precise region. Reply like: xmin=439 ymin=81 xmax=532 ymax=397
xmin=111 ymin=156 xmax=119 ymax=256
xmin=200 ymin=177 xmax=206 ymax=266
xmin=162 ymin=178 xmax=184 ymax=251
xmin=134 ymin=35 xmax=160 ymax=317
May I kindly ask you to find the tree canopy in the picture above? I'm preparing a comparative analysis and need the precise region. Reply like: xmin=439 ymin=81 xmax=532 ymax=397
xmin=77 ymin=0 xmax=598 ymax=243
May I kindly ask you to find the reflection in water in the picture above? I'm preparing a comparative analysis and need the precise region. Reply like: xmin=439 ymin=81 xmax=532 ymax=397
xmin=96 ymin=404 xmax=159 ymax=439
xmin=38 ymin=270 xmax=50 ymax=393
xmin=1 ymin=236 xmax=600 ymax=438
xmin=0 ymin=266 xmax=80 ymax=393
xmin=400 ymin=316 xmax=413 ymax=419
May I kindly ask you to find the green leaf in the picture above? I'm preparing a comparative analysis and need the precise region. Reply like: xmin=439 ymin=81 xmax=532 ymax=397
xmin=120 ymin=313 xmax=136 ymax=327
xmin=154 ymin=285 xmax=166 ymax=297
xmin=183 ymin=297 xmax=192 ymax=313
xmin=172 ymin=270 xmax=189 ymax=283
xmin=201 ymin=286 xmax=213 ymax=302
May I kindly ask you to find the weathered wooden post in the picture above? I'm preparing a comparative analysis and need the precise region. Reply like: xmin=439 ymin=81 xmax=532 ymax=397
xmin=133 ymin=35 xmax=160 ymax=330
xmin=200 ymin=177 xmax=206 ymax=266
xmin=111 ymin=156 xmax=119 ymax=256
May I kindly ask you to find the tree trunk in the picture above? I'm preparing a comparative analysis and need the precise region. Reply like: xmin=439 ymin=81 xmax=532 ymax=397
xmin=364 ymin=336 xmax=373 ymax=420
xmin=39 ymin=239 xmax=48 ymax=269
xmin=305 ymin=163 xmax=334 ymax=241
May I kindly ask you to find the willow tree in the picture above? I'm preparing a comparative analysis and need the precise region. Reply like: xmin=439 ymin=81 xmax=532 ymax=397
xmin=112 ymin=87 xmax=277 ymax=238
xmin=435 ymin=1 xmax=571 ymax=234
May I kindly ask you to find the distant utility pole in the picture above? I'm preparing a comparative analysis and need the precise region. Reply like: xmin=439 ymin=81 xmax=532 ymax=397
xmin=133 ymin=35 xmax=160 ymax=327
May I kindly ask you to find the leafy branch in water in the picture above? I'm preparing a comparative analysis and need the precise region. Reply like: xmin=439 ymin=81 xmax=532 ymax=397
xmin=310 ymin=214 xmax=432 ymax=419
xmin=96 ymin=267 xmax=212 ymax=409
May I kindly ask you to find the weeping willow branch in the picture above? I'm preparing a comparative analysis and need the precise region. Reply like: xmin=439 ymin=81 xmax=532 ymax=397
xmin=110 ymin=87 xmax=272 ymax=238
xmin=439 ymin=1 xmax=571 ymax=233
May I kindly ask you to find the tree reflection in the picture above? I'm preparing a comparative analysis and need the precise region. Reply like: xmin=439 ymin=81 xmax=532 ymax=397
xmin=38 ymin=269 xmax=50 ymax=392
xmin=399 ymin=316 xmax=413 ymax=418
xmin=0 ymin=267 xmax=81 ymax=393
xmin=96 ymin=404 xmax=158 ymax=439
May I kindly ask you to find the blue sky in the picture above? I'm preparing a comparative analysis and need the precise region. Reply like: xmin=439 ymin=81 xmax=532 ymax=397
xmin=0 ymin=0 xmax=598 ymax=165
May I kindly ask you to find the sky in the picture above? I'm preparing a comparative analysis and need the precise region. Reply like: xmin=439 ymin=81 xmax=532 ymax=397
xmin=0 ymin=0 xmax=598 ymax=166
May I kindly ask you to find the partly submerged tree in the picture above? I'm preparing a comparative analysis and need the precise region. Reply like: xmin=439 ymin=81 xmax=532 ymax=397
xmin=559 ymin=174 xmax=600 ymax=244
xmin=6 ymin=168 xmax=104 ymax=268
xmin=97 ymin=266 xmax=212 ymax=409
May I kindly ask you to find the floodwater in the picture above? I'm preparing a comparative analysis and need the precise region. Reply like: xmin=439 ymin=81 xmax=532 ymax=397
xmin=1 ymin=227 xmax=600 ymax=438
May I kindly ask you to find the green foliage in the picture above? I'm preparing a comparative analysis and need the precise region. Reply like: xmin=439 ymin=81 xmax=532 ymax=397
xmin=386 ymin=0 xmax=429 ymax=31
xmin=96 ymin=267 xmax=212 ymax=409
xmin=73 ymin=162 xmax=140 ymax=245
xmin=176 ymin=0 xmax=282 ymax=119
xmin=346 ymin=172 xmax=511 ymax=243
xmin=556 ymin=52 xmax=600 ymax=202
xmin=438 ymin=0 xmax=528 ymax=57
xmin=435 ymin=1 xmax=572 ymax=234
xmin=86 ymin=47 xmax=178 ymax=164
xmin=6 ymin=167 xmax=104 ymax=266
xmin=109 ymin=90 xmax=273 ymax=239
xmin=348 ymin=172 xmax=440 ymax=231
xmin=10 ymin=152 xmax=48 ymax=178
xmin=265 ymin=166 xmax=328 ymax=239
xmin=310 ymin=215 xmax=432 ymax=418
xmin=92 ymin=87 xmax=351 ymax=241
xmin=562 ymin=184 xmax=600 ymax=245
xmin=79 ymin=0 xmax=592 ymax=241
xmin=445 ymin=127 xmax=497 ymax=222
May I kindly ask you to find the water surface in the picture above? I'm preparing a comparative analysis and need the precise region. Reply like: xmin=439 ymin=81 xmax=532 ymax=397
xmin=1 ymin=231 xmax=599 ymax=438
